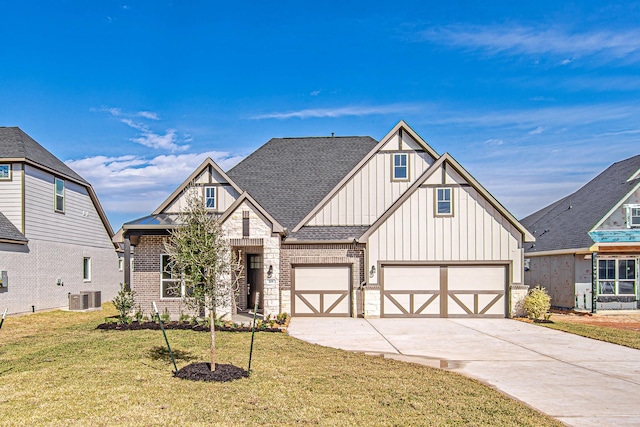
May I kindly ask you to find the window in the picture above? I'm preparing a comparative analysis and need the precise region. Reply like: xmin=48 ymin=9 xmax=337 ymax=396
xmin=118 ymin=258 xmax=123 ymax=272
xmin=83 ymin=257 xmax=91 ymax=282
xmin=598 ymin=258 xmax=636 ymax=295
xmin=242 ymin=210 xmax=250 ymax=237
xmin=54 ymin=178 xmax=65 ymax=213
xmin=436 ymin=188 xmax=453 ymax=215
xmin=0 ymin=164 xmax=11 ymax=180
xmin=627 ymin=205 xmax=640 ymax=228
xmin=161 ymin=255 xmax=191 ymax=298
xmin=393 ymin=154 xmax=408 ymax=180
xmin=204 ymin=186 xmax=216 ymax=209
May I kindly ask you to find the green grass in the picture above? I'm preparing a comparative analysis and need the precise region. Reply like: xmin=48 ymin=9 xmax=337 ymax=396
xmin=0 ymin=304 xmax=563 ymax=426
xmin=540 ymin=321 xmax=640 ymax=350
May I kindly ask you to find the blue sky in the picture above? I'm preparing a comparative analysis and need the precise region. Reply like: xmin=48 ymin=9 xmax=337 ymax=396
xmin=2 ymin=1 xmax=640 ymax=230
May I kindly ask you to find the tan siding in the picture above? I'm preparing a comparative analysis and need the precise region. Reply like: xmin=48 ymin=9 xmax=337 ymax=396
xmin=24 ymin=166 xmax=112 ymax=248
xmin=0 ymin=163 xmax=23 ymax=231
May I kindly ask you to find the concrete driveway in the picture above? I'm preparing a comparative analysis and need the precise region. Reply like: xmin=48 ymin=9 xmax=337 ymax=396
xmin=287 ymin=317 xmax=640 ymax=427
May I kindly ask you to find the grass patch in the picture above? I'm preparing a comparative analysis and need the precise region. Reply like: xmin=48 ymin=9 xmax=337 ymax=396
xmin=0 ymin=304 xmax=563 ymax=426
xmin=540 ymin=321 xmax=640 ymax=350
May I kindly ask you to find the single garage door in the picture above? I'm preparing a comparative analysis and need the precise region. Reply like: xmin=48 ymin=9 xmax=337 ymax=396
xmin=381 ymin=264 xmax=507 ymax=318
xmin=292 ymin=265 xmax=351 ymax=317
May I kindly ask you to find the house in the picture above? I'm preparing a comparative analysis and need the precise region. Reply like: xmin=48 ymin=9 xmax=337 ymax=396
xmin=122 ymin=121 xmax=534 ymax=318
xmin=0 ymin=127 xmax=121 ymax=314
xmin=521 ymin=154 xmax=640 ymax=311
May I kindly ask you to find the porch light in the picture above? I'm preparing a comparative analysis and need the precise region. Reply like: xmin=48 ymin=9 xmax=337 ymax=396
xmin=267 ymin=265 xmax=273 ymax=278
xmin=369 ymin=265 xmax=376 ymax=278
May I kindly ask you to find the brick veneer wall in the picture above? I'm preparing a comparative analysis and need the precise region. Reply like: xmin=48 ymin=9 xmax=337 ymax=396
xmin=280 ymin=243 xmax=365 ymax=316
xmin=132 ymin=235 xmax=196 ymax=319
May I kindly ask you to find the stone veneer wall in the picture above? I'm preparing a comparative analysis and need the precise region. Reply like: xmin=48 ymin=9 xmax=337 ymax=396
xmin=280 ymin=243 xmax=365 ymax=317
xmin=222 ymin=203 xmax=280 ymax=317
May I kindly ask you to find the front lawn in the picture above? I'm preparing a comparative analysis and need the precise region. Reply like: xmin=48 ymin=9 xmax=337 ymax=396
xmin=0 ymin=304 xmax=562 ymax=426
xmin=540 ymin=320 xmax=640 ymax=350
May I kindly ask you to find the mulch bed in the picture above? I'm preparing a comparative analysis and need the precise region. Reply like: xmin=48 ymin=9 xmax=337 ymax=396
xmin=174 ymin=362 xmax=248 ymax=382
xmin=96 ymin=321 xmax=283 ymax=332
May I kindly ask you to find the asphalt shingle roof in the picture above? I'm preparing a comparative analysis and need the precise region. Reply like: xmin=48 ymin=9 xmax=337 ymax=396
xmin=290 ymin=226 xmax=370 ymax=241
xmin=0 ymin=127 xmax=87 ymax=184
xmin=0 ymin=211 xmax=27 ymax=243
xmin=227 ymin=136 xmax=379 ymax=230
xmin=521 ymin=154 xmax=640 ymax=253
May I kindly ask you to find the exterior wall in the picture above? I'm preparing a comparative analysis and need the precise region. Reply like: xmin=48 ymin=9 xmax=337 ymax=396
xmin=367 ymin=184 xmax=523 ymax=284
xmin=163 ymin=167 xmax=240 ymax=214
xmin=131 ymin=235 xmax=196 ymax=318
xmin=307 ymin=130 xmax=436 ymax=227
xmin=574 ymin=256 xmax=593 ymax=310
xmin=523 ymin=254 xmax=576 ymax=309
xmin=222 ymin=202 xmax=280 ymax=317
xmin=597 ymin=187 xmax=640 ymax=230
xmin=23 ymin=166 xmax=113 ymax=249
xmin=0 ymin=163 xmax=23 ymax=231
xmin=280 ymin=243 xmax=365 ymax=317
xmin=0 ymin=239 xmax=121 ymax=315
xmin=165 ymin=184 xmax=240 ymax=214
xmin=131 ymin=201 xmax=281 ymax=318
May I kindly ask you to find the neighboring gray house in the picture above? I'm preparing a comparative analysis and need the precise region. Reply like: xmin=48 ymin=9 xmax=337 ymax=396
xmin=522 ymin=154 xmax=640 ymax=311
xmin=122 ymin=121 xmax=533 ymax=319
xmin=0 ymin=127 xmax=121 ymax=314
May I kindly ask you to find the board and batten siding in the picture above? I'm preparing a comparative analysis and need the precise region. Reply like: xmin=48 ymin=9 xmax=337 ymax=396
xmin=162 ymin=167 xmax=240 ymax=214
xmin=306 ymin=135 xmax=436 ymax=227
xmin=367 ymin=180 xmax=523 ymax=285
xmin=23 ymin=165 xmax=113 ymax=248
xmin=0 ymin=163 xmax=24 ymax=232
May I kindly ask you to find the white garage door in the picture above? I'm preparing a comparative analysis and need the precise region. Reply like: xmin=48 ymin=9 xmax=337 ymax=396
xmin=381 ymin=264 xmax=506 ymax=318
xmin=292 ymin=265 xmax=351 ymax=317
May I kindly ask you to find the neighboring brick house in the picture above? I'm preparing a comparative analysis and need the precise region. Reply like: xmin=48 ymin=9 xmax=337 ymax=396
xmin=522 ymin=154 xmax=640 ymax=311
xmin=122 ymin=121 xmax=533 ymax=319
xmin=0 ymin=127 xmax=121 ymax=314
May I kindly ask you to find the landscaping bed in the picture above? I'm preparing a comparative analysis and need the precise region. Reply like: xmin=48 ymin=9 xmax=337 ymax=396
xmin=97 ymin=320 xmax=283 ymax=332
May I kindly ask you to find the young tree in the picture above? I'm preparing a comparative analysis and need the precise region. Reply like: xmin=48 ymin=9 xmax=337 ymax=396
xmin=163 ymin=188 xmax=241 ymax=371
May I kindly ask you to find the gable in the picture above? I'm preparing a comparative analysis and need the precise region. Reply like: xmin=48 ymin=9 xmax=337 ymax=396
xmin=594 ymin=185 xmax=640 ymax=231
xmin=154 ymin=158 xmax=242 ymax=215
xmin=296 ymin=122 xmax=439 ymax=230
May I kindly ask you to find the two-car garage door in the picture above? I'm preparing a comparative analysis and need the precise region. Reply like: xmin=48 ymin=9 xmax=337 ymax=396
xmin=381 ymin=264 xmax=507 ymax=318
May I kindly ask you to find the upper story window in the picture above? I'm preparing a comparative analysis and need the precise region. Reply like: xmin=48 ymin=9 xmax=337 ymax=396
xmin=0 ymin=164 xmax=11 ymax=180
xmin=627 ymin=205 xmax=640 ymax=228
xmin=54 ymin=178 xmax=65 ymax=213
xmin=204 ymin=186 xmax=216 ymax=209
xmin=436 ymin=187 xmax=453 ymax=215
xmin=393 ymin=153 xmax=408 ymax=181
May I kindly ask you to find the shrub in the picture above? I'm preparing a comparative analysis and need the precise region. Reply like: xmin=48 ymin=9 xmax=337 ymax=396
xmin=160 ymin=308 xmax=171 ymax=323
xmin=113 ymin=284 xmax=136 ymax=325
xmin=523 ymin=285 xmax=551 ymax=320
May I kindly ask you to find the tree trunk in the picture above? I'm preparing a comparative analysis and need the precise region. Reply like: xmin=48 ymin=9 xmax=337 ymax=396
xmin=210 ymin=309 xmax=216 ymax=372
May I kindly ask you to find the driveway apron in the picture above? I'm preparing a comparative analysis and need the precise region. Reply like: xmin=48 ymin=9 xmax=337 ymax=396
xmin=287 ymin=317 xmax=640 ymax=427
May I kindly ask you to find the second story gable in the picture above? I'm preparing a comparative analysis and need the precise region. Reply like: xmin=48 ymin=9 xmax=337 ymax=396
xmin=295 ymin=121 xmax=439 ymax=229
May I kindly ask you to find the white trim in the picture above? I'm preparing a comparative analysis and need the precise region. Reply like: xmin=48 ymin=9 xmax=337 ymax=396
xmin=591 ymin=180 xmax=640 ymax=231
xmin=83 ymin=257 xmax=92 ymax=282
xmin=392 ymin=153 xmax=409 ymax=181
xmin=204 ymin=185 xmax=217 ymax=210
xmin=54 ymin=177 xmax=65 ymax=213
xmin=435 ymin=187 xmax=453 ymax=216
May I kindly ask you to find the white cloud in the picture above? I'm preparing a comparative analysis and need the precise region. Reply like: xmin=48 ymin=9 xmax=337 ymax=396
xmin=418 ymin=25 xmax=640 ymax=63
xmin=310 ymin=90 xmax=321 ymax=96
xmin=251 ymin=103 xmax=422 ymax=120
xmin=528 ymin=126 xmax=544 ymax=135
xmin=484 ymin=138 xmax=504 ymax=146
xmin=137 ymin=111 xmax=159 ymax=120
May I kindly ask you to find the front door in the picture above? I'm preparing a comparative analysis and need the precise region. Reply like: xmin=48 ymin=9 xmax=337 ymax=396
xmin=247 ymin=254 xmax=263 ymax=311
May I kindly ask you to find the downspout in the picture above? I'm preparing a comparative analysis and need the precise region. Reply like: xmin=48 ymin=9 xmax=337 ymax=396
xmin=591 ymin=251 xmax=597 ymax=314
xmin=124 ymin=235 xmax=131 ymax=291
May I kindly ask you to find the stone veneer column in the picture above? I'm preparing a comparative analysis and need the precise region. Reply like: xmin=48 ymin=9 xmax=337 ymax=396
xmin=510 ymin=284 xmax=530 ymax=317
